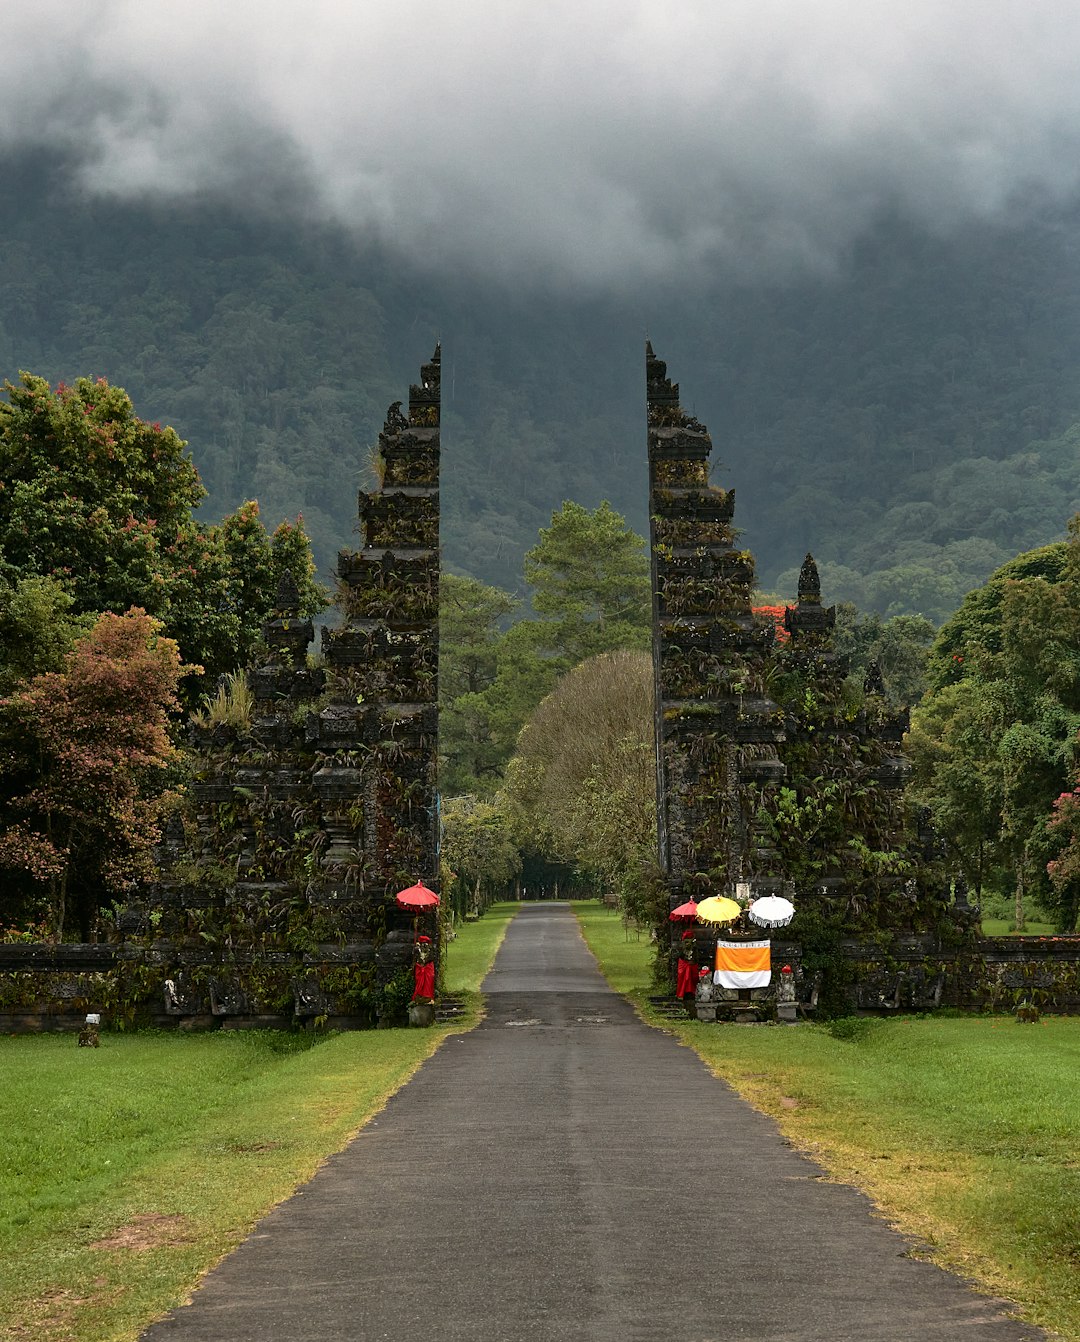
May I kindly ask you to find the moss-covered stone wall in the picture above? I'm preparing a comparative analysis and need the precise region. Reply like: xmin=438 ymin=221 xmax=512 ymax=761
xmin=0 ymin=351 xmax=442 ymax=1031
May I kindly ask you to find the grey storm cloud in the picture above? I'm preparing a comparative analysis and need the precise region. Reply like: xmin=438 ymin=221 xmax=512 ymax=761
xmin=5 ymin=0 xmax=1080 ymax=286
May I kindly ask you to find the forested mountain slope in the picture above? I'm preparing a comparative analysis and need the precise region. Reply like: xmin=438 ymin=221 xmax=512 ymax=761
xmin=3 ymin=151 xmax=1080 ymax=620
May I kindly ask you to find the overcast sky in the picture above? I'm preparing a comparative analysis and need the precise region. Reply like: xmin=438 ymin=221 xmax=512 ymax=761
xmin=5 ymin=1 xmax=1080 ymax=287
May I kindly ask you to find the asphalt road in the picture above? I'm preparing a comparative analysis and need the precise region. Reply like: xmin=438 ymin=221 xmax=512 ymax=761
xmin=142 ymin=903 xmax=1046 ymax=1342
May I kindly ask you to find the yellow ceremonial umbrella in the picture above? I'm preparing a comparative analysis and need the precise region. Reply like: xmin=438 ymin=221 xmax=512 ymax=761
xmin=695 ymin=895 xmax=742 ymax=925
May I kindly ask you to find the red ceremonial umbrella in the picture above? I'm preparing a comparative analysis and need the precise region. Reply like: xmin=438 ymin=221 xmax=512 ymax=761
xmin=669 ymin=899 xmax=698 ymax=922
xmin=395 ymin=882 xmax=440 ymax=910
xmin=395 ymin=881 xmax=440 ymax=947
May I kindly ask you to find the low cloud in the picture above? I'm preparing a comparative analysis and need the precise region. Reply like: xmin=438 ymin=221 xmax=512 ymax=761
xmin=5 ymin=1 xmax=1080 ymax=286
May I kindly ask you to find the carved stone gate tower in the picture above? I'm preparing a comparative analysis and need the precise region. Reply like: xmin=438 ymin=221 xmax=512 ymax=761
xmin=646 ymin=345 xmax=786 ymax=916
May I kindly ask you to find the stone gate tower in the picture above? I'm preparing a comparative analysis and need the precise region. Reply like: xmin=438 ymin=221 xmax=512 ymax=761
xmin=646 ymin=345 xmax=786 ymax=915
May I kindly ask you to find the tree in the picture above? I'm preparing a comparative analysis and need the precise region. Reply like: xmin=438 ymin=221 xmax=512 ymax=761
xmin=0 ymin=608 xmax=187 ymax=940
xmin=0 ymin=575 xmax=93 ymax=697
xmin=833 ymin=605 xmax=936 ymax=707
xmin=0 ymin=374 xmax=202 ymax=606
xmin=906 ymin=676 xmax=1011 ymax=899
xmin=924 ymin=541 xmax=1068 ymax=693
xmin=166 ymin=499 xmax=327 ymax=695
xmin=505 ymin=649 xmax=657 ymax=914
xmin=0 ymin=375 xmax=326 ymax=697
xmin=908 ymin=520 xmax=1080 ymax=926
xmin=440 ymin=794 xmax=521 ymax=919
xmin=440 ymin=574 xmax=519 ymax=700
xmin=1045 ymin=785 xmax=1080 ymax=932
xmin=523 ymin=500 xmax=650 ymax=662
xmin=439 ymin=574 xmax=520 ymax=795
xmin=438 ymin=505 xmax=652 ymax=797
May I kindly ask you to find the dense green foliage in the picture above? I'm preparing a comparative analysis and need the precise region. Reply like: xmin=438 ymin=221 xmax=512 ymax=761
xmin=0 ymin=373 xmax=202 ymax=600
xmin=0 ymin=374 xmax=327 ymax=941
xmin=0 ymin=576 xmax=93 ymax=697
xmin=908 ymin=521 xmax=1080 ymax=929
xmin=506 ymin=650 xmax=658 ymax=913
xmin=6 ymin=151 xmax=1080 ymax=617
xmin=438 ymin=501 xmax=650 ymax=797
xmin=438 ymin=573 xmax=520 ymax=795
xmin=523 ymin=500 xmax=650 ymax=660
xmin=439 ymin=798 xmax=521 ymax=918
xmin=0 ymin=374 xmax=326 ymax=694
xmin=832 ymin=606 xmax=936 ymax=708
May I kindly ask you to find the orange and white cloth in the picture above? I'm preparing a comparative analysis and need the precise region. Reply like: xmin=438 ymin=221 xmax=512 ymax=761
xmin=714 ymin=939 xmax=771 ymax=989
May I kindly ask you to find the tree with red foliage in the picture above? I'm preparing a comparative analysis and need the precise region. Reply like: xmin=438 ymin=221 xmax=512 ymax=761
xmin=0 ymin=608 xmax=186 ymax=941
xmin=753 ymin=604 xmax=791 ymax=645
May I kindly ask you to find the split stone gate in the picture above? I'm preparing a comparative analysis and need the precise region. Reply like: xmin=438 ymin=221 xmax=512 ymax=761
xmin=2 ymin=346 xmax=1078 ymax=1027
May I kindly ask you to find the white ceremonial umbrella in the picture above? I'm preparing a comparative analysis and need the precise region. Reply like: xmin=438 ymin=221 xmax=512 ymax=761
xmin=747 ymin=895 xmax=796 ymax=929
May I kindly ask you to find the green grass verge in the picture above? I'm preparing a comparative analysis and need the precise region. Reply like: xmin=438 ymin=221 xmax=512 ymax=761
xmin=572 ymin=899 xmax=1080 ymax=1342
xmin=980 ymin=917 xmax=1058 ymax=936
xmin=0 ymin=903 xmax=519 ymax=1342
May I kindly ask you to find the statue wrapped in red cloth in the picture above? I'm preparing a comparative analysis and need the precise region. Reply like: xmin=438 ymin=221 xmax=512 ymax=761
xmin=412 ymin=935 xmax=435 ymax=1002
xmin=676 ymin=928 xmax=699 ymax=1000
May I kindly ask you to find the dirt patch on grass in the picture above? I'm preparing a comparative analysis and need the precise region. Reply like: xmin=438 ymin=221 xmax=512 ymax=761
xmin=91 ymin=1212 xmax=192 ymax=1253
xmin=7 ymin=1278 xmax=120 ymax=1341
xmin=5 ymin=1289 xmax=81 ymax=1340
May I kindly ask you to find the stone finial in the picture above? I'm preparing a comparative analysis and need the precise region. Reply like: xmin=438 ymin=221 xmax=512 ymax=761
xmin=645 ymin=343 xmax=678 ymax=404
xmin=274 ymin=571 xmax=300 ymax=615
xmin=863 ymin=658 xmax=885 ymax=697
xmin=798 ymin=554 xmax=821 ymax=605
xmin=420 ymin=345 xmax=441 ymax=390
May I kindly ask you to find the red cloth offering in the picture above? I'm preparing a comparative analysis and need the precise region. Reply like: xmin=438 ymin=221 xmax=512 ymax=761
xmin=413 ymin=961 xmax=436 ymax=1001
xmin=676 ymin=957 xmax=698 ymax=998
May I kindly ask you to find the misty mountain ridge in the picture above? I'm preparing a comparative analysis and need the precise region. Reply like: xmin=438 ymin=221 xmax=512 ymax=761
xmin=2 ymin=152 xmax=1080 ymax=623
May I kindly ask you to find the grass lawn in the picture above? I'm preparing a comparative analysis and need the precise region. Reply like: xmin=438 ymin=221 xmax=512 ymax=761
xmin=980 ymin=917 xmax=1059 ymax=936
xmin=0 ymin=902 xmax=519 ymax=1342
xmin=573 ymin=900 xmax=1080 ymax=1342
